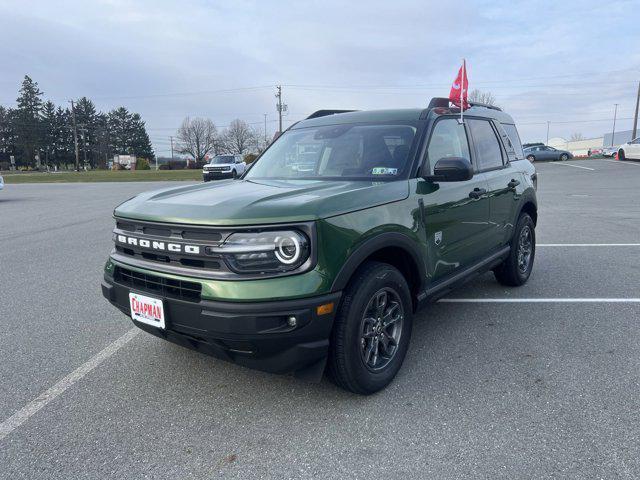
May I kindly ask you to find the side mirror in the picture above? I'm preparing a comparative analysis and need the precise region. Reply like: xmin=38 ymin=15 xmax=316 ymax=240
xmin=424 ymin=157 xmax=473 ymax=182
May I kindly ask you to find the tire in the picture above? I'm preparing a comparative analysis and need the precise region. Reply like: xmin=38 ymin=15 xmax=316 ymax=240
xmin=232 ymin=170 xmax=237 ymax=179
xmin=494 ymin=213 xmax=536 ymax=287
xmin=328 ymin=261 xmax=413 ymax=395
xmin=559 ymin=154 xmax=568 ymax=161
xmin=527 ymin=155 xmax=535 ymax=162
xmin=618 ymin=149 xmax=625 ymax=161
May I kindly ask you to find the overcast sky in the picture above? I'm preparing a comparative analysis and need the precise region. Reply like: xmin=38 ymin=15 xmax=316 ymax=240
xmin=1 ymin=0 xmax=638 ymax=156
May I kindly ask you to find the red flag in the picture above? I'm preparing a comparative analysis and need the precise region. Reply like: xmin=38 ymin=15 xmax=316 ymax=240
xmin=449 ymin=61 xmax=469 ymax=110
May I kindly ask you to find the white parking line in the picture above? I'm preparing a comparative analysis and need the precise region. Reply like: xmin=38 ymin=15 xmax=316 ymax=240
xmin=603 ymin=159 xmax=640 ymax=166
xmin=538 ymin=243 xmax=640 ymax=247
xmin=0 ymin=328 xmax=140 ymax=442
xmin=548 ymin=162 xmax=595 ymax=171
xmin=439 ymin=298 xmax=640 ymax=303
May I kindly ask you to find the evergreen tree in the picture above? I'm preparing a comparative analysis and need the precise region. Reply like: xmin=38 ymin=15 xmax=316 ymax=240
xmin=130 ymin=113 xmax=155 ymax=160
xmin=14 ymin=75 xmax=44 ymax=167
xmin=107 ymin=107 xmax=133 ymax=155
xmin=40 ymin=101 xmax=58 ymax=168
xmin=0 ymin=106 xmax=17 ymax=165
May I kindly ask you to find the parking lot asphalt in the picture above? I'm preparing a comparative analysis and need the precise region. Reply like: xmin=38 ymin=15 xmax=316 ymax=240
xmin=1 ymin=158 xmax=639 ymax=479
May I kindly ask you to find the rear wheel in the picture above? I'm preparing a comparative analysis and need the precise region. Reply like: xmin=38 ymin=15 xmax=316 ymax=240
xmin=494 ymin=213 xmax=536 ymax=286
xmin=527 ymin=155 xmax=535 ymax=162
xmin=559 ymin=153 xmax=568 ymax=161
xmin=328 ymin=261 xmax=413 ymax=395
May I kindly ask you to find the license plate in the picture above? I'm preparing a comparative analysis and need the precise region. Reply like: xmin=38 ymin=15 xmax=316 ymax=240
xmin=129 ymin=292 xmax=165 ymax=329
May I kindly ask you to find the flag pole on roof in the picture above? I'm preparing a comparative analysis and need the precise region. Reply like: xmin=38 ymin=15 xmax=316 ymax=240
xmin=449 ymin=59 xmax=469 ymax=124
xmin=461 ymin=59 xmax=465 ymax=123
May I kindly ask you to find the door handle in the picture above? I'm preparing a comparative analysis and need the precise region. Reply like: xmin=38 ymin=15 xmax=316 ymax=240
xmin=507 ymin=179 xmax=520 ymax=190
xmin=468 ymin=187 xmax=487 ymax=199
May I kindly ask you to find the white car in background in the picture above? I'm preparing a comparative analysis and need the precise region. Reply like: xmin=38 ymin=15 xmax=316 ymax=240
xmin=202 ymin=154 xmax=247 ymax=181
xmin=618 ymin=137 xmax=640 ymax=161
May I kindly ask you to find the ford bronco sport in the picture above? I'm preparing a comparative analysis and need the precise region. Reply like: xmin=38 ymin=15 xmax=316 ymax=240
xmin=102 ymin=98 xmax=537 ymax=394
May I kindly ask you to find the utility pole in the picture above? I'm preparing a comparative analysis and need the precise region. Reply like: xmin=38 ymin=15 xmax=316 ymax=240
xmin=632 ymin=81 xmax=639 ymax=140
xmin=79 ymin=127 xmax=88 ymax=170
xmin=69 ymin=100 xmax=80 ymax=171
xmin=275 ymin=85 xmax=287 ymax=134
xmin=170 ymin=136 xmax=175 ymax=159
xmin=611 ymin=103 xmax=619 ymax=146
xmin=546 ymin=121 xmax=550 ymax=145
xmin=264 ymin=113 xmax=268 ymax=144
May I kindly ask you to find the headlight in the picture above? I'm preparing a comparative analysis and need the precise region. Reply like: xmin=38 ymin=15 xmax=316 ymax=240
xmin=214 ymin=230 xmax=310 ymax=273
xmin=223 ymin=166 xmax=231 ymax=170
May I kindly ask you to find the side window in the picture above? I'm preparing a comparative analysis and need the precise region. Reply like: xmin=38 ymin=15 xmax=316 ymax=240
xmin=426 ymin=118 xmax=471 ymax=174
xmin=501 ymin=123 xmax=524 ymax=159
xmin=467 ymin=119 xmax=504 ymax=171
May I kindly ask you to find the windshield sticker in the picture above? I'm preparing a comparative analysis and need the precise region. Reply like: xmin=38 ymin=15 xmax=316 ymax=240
xmin=371 ymin=167 xmax=398 ymax=175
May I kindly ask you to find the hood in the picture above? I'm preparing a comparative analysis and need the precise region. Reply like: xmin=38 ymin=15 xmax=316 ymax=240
xmin=114 ymin=178 xmax=409 ymax=226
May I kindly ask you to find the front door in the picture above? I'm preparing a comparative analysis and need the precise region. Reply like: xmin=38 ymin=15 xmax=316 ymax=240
xmin=418 ymin=117 xmax=492 ymax=281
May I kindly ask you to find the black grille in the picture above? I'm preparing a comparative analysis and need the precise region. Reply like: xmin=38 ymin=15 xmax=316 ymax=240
xmin=114 ymin=266 xmax=202 ymax=301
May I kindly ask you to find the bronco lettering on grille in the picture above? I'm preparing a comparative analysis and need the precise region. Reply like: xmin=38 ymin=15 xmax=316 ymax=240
xmin=116 ymin=234 xmax=201 ymax=255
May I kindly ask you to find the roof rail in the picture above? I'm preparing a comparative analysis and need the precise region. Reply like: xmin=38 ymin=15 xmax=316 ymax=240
xmin=306 ymin=109 xmax=357 ymax=119
xmin=468 ymin=101 xmax=502 ymax=111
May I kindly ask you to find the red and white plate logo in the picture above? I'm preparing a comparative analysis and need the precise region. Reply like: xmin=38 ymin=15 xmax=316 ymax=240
xmin=129 ymin=292 xmax=165 ymax=329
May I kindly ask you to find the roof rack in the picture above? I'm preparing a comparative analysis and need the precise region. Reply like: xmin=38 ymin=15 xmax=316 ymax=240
xmin=468 ymin=101 xmax=502 ymax=111
xmin=306 ymin=110 xmax=357 ymax=119
xmin=425 ymin=97 xmax=502 ymax=112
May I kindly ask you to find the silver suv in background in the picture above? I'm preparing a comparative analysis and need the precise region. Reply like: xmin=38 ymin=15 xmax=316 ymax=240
xmin=202 ymin=155 xmax=246 ymax=181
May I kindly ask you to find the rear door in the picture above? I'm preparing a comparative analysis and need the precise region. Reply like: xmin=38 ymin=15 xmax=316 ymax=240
xmin=418 ymin=117 xmax=492 ymax=280
xmin=466 ymin=118 xmax=521 ymax=249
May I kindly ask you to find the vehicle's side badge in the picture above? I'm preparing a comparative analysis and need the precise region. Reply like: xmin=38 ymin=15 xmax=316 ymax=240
xmin=435 ymin=231 xmax=442 ymax=246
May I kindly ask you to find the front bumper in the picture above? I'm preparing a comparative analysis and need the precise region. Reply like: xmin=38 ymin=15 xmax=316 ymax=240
xmin=102 ymin=271 xmax=341 ymax=378
xmin=203 ymin=171 xmax=233 ymax=180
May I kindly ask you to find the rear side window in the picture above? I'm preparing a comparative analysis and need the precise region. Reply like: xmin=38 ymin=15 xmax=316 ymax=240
xmin=501 ymin=124 xmax=524 ymax=159
xmin=426 ymin=118 xmax=471 ymax=174
xmin=467 ymin=119 xmax=504 ymax=171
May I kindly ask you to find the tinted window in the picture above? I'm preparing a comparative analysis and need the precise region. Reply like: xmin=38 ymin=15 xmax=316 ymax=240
xmin=501 ymin=123 xmax=524 ymax=159
xmin=468 ymin=119 xmax=504 ymax=170
xmin=246 ymin=123 xmax=417 ymax=180
xmin=426 ymin=119 xmax=471 ymax=174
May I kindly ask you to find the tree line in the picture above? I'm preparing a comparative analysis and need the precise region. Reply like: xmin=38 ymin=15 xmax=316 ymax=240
xmin=0 ymin=75 xmax=154 ymax=170
xmin=176 ymin=117 xmax=265 ymax=164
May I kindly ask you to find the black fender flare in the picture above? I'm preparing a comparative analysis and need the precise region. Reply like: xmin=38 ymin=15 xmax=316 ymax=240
xmin=516 ymin=189 xmax=538 ymax=225
xmin=330 ymin=232 xmax=426 ymax=293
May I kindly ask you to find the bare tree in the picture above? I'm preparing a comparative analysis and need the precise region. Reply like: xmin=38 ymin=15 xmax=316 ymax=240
xmin=222 ymin=119 xmax=256 ymax=154
xmin=176 ymin=117 xmax=218 ymax=163
xmin=569 ymin=132 xmax=584 ymax=141
xmin=468 ymin=89 xmax=497 ymax=106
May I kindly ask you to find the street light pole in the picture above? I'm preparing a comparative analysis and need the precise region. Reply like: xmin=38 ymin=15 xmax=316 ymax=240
xmin=546 ymin=121 xmax=550 ymax=145
xmin=611 ymin=103 xmax=619 ymax=147
xmin=632 ymin=81 xmax=639 ymax=140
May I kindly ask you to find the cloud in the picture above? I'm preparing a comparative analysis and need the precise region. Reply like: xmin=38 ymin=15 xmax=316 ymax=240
xmin=0 ymin=0 xmax=638 ymax=152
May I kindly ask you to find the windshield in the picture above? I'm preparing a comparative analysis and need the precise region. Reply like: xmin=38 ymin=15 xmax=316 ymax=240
xmin=246 ymin=123 xmax=417 ymax=180
xmin=210 ymin=155 xmax=236 ymax=164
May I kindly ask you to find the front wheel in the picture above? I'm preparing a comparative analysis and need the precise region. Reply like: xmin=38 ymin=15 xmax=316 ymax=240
xmin=618 ymin=149 xmax=626 ymax=161
xmin=559 ymin=153 xmax=568 ymax=161
xmin=328 ymin=261 xmax=413 ymax=395
xmin=232 ymin=170 xmax=238 ymax=179
xmin=527 ymin=155 xmax=535 ymax=162
xmin=494 ymin=213 xmax=536 ymax=286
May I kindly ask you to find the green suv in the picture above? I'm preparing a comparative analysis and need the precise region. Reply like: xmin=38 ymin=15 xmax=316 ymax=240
xmin=102 ymin=98 xmax=537 ymax=394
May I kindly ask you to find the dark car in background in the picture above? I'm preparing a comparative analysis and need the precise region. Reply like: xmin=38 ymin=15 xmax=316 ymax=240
xmin=523 ymin=145 xmax=572 ymax=162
